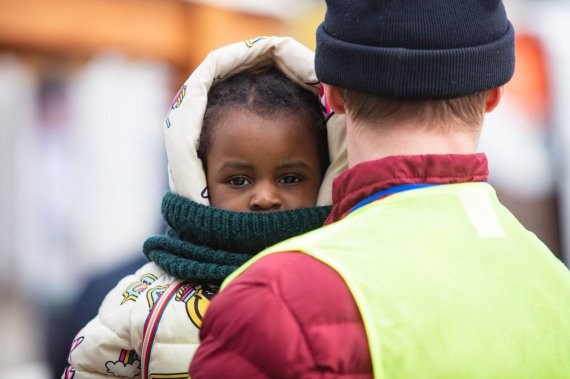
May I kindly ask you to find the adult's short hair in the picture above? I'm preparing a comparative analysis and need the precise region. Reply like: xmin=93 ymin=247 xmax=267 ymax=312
xmin=338 ymin=88 xmax=488 ymax=130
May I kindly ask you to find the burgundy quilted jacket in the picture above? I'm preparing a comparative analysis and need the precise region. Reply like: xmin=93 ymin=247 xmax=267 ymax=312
xmin=191 ymin=251 xmax=372 ymax=378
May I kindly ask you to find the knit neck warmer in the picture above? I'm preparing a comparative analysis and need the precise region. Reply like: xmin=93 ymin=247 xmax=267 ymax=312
xmin=143 ymin=192 xmax=331 ymax=285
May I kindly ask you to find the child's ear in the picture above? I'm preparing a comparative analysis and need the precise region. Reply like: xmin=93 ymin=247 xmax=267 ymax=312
xmin=485 ymin=87 xmax=503 ymax=113
xmin=324 ymin=85 xmax=346 ymax=115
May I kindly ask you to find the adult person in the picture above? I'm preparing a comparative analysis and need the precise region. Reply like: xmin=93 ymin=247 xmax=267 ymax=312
xmin=190 ymin=1 xmax=570 ymax=378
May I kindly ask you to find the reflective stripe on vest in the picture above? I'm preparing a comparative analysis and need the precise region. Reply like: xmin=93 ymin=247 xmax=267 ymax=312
xmin=222 ymin=182 xmax=570 ymax=378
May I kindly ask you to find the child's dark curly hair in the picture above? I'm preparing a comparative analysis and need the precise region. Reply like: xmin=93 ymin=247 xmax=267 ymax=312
xmin=198 ymin=66 xmax=329 ymax=177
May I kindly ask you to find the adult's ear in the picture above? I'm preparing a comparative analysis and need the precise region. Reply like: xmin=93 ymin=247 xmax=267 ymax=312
xmin=323 ymin=84 xmax=346 ymax=115
xmin=485 ymin=87 xmax=504 ymax=113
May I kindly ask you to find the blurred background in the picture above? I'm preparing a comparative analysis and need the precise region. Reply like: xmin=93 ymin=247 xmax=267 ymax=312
xmin=0 ymin=0 xmax=568 ymax=377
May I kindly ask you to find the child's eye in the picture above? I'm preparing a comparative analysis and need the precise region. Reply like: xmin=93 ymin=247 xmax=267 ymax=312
xmin=279 ymin=175 xmax=303 ymax=185
xmin=226 ymin=176 xmax=251 ymax=187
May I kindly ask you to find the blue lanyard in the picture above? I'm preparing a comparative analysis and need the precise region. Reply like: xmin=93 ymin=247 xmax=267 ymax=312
xmin=350 ymin=183 xmax=439 ymax=214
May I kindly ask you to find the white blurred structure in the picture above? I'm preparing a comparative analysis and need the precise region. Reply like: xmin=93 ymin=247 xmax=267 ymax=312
xmin=481 ymin=0 xmax=555 ymax=200
xmin=0 ymin=55 xmax=37 ymax=278
xmin=530 ymin=1 xmax=570 ymax=264
xmin=479 ymin=0 xmax=569 ymax=264
xmin=10 ymin=55 xmax=170 ymax=303
xmin=66 ymin=56 xmax=169 ymax=285
xmin=0 ymin=54 xmax=170 ymax=376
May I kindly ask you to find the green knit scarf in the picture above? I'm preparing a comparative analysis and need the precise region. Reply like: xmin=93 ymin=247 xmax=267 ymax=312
xmin=143 ymin=192 xmax=331 ymax=284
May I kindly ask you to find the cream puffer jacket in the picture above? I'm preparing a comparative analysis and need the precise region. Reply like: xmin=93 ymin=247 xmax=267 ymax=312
xmin=63 ymin=36 xmax=347 ymax=379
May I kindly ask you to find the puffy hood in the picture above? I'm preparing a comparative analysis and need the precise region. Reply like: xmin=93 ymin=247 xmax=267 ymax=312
xmin=164 ymin=36 xmax=347 ymax=206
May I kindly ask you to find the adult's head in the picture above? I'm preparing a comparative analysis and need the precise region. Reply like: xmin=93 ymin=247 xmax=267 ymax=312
xmin=315 ymin=0 xmax=515 ymax=165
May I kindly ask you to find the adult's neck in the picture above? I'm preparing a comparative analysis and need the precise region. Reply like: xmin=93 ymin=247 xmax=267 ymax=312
xmin=346 ymin=119 xmax=482 ymax=167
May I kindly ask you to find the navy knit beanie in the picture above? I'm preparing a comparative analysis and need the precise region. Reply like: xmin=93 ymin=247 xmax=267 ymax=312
xmin=315 ymin=0 xmax=515 ymax=98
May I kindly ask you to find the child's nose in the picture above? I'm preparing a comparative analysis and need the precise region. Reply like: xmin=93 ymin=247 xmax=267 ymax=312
xmin=249 ymin=182 xmax=282 ymax=212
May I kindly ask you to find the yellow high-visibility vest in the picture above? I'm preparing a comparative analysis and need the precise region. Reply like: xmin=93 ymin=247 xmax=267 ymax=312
xmin=224 ymin=183 xmax=570 ymax=378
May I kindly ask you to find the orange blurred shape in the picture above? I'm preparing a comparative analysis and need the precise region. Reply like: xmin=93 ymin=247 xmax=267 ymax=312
xmin=505 ymin=34 xmax=551 ymax=125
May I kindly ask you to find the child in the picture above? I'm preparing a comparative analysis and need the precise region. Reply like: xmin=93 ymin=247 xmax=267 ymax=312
xmin=63 ymin=36 xmax=347 ymax=379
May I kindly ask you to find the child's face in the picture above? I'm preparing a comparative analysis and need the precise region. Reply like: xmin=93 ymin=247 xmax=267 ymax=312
xmin=205 ymin=108 xmax=323 ymax=212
